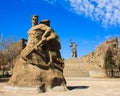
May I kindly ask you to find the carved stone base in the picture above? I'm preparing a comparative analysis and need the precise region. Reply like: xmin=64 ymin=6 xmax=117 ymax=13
xmin=8 ymin=57 xmax=67 ymax=93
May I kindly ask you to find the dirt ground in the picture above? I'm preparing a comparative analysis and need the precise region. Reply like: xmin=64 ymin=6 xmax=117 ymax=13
xmin=0 ymin=77 xmax=120 ymax=96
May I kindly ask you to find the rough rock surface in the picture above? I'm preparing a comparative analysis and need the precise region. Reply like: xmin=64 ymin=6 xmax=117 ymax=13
xmin=79 ymin=37 xmax=119 ymax=68
xmin=8 ymin=57 xmax=66 ymax=87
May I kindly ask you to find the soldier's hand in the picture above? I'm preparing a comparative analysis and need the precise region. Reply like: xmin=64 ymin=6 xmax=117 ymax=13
xmin=41 ymin=37 xmax=47 ymax=43
xmin=34 ymin=45 xmax=38 ymax=50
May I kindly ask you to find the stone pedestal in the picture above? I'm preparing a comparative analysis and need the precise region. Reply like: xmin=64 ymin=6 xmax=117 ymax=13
xmin=8 ymin=57 xmax=67 ymax=93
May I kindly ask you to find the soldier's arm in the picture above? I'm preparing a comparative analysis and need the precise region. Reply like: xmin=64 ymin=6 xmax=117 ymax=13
xmin=46 ymin=32 xmax=57 ymax=41
xmin=42 ymin=27 xmax=51 ymax=37
xmin=42 ymin=27 xmax=57 ymax=41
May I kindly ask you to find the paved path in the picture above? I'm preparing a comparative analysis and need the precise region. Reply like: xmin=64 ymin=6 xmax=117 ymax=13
xmin=0 ymin=77 xmax=120 ymax=96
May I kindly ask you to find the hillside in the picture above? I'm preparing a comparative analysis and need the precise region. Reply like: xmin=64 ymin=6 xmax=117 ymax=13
xmin=64 ymin=37 xmax=120 ymax=77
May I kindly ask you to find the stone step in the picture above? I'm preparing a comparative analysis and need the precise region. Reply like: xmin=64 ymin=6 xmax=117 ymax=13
xmin=64 ymin=59 xmax=100 ymax=77
xmin=63 ymin=68 xmax=89 ymax=77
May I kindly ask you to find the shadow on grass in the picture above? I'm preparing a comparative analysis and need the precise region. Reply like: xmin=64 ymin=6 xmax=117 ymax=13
xmin=0 ymin=78 xmax=9 ymax=83
xmin=67 ymin=86 xmax=89 ymax=90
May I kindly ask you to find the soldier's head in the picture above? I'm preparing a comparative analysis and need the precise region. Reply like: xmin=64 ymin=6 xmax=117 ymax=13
xmin=31 ymin=15 xmax=39 ymax=26
xmin=40 ymin=19 xmax=50 ymax=26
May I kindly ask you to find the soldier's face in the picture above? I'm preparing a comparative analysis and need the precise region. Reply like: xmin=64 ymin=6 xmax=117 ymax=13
xmin=32 ymin=16 xmax=38 ymax=26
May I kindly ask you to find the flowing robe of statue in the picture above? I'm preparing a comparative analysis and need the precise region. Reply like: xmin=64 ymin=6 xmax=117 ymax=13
xmin=8 ymin=21 xmax=67 ymax=93
xmin=70 ymin=41 xmax=78 ymax=58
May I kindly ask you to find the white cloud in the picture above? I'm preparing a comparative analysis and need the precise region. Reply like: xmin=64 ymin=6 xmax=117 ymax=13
xmin=44 ymin=0 xmax=120 ymax=27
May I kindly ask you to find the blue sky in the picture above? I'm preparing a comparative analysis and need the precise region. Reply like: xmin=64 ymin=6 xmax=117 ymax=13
xmin=0 ymin=0 xmax=120 ymax=59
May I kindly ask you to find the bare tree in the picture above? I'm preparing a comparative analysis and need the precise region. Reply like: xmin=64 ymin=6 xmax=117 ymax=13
xmin=0 ymin=34 xmax=26 ymax=77
xmin=0 ymin=34 xmax=6 ymax=76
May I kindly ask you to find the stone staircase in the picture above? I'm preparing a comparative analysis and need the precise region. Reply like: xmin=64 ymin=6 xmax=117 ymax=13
xmin=63 ymin=58 xmax=101 ymax=77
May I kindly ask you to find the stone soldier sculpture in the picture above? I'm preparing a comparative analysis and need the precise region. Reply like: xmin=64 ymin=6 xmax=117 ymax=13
xmin=8 ymin=15 xmax=67 ymax=93
xmin=20 ymin=15 xmax=64 ymax=69
xmin=70 ymin=39 xmax=78 ymax=58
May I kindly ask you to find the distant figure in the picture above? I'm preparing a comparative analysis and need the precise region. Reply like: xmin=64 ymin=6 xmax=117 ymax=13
xmin=70 ymin=39 xmax=78 ymax=58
